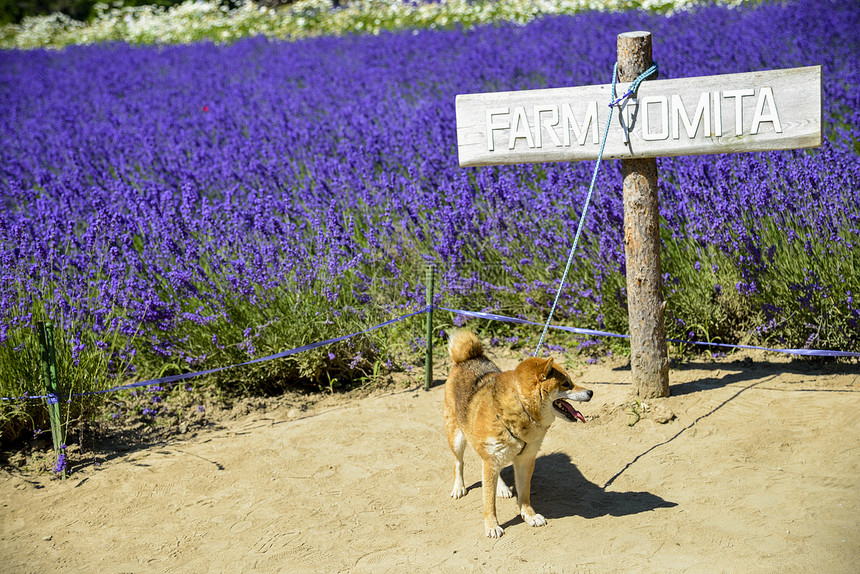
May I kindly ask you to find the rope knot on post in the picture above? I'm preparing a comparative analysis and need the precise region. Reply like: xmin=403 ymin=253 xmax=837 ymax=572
xmin=609 ymin=63 xmax=659 ymax=108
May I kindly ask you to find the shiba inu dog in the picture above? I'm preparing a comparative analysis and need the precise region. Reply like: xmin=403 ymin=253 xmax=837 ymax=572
xmin=443 ymin=330 xmax=593 ymax=537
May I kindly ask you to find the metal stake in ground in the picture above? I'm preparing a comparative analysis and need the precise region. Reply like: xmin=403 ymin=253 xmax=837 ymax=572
xmin=425 ymin=265 xmax=435 ymax=391
xmin=617 ymin=31 xmax=670 ymax=399
xmin=37 ymin=321 xmax=66 ymax=478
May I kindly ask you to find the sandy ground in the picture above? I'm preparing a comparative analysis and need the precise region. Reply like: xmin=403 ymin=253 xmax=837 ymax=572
xmin=1 ymin=352 xmax=858 ymax=573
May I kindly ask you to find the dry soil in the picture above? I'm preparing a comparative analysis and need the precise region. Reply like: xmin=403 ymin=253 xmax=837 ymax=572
xmin=1 ymin=352 xmax=858 ymax=573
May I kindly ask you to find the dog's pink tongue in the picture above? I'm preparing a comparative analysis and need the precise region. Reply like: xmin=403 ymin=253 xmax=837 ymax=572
xmin=555 ymin=399 xmax=586 ymax=423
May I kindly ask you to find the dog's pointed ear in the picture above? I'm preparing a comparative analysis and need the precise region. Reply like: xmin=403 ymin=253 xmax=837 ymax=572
xmin=539 ymin=357 xmax=554 ymax=381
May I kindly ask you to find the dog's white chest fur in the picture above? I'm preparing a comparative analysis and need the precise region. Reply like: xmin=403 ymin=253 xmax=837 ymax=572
xmin=483 ymin=437 xmax=519 ymax=464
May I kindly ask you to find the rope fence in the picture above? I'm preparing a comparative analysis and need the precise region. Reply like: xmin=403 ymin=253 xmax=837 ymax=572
xmin=439 ymin=307 xmax=860 ymax=358
xmin=5 ymin=301 xmax=857 ymax=404
xmin=4 ymin=276 xmax=857 ymax=478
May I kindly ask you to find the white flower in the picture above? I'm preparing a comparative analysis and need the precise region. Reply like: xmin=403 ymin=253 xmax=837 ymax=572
xmin=0 ymin=0 xmax=746 ymax=50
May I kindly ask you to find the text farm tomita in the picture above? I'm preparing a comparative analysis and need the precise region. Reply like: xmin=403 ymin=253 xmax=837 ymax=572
xmin=456 ymin=66 xmax=822 ymax=166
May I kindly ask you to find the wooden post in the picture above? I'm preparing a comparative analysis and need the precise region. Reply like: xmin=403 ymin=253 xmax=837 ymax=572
xmin=424 ymin=265 xmax=435 ymax=391
xmin=617 ymin=31 xmax=670 ymax=399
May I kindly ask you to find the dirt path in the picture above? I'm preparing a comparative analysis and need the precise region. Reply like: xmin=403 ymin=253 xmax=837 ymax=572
xmin=2 ymin=353 xmax=858 ymax=573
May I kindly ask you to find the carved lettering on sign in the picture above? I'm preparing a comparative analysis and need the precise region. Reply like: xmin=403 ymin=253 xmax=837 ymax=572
xmin=751 ymin=86 xmax=782 ymax=134
xmin=561 ymin=101 xmax=599 ymax=146
xmin=484 ymin=88 xmax=783 ymax=150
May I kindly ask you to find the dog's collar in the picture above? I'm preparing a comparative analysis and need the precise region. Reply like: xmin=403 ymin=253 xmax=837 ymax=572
xmin=496 ymin=414 xmax=528 ymax=456
xmin=518 ymin=394 xmax=539 ymax=426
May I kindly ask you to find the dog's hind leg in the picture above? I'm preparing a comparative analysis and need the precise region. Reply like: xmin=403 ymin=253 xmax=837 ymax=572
xmin=448 ymin=428 xmax=467 ymax=499
xmin=482 ymin=460 xmax=504 ymax=537
xmin=496 ymin=474 xmax=513 ymax=498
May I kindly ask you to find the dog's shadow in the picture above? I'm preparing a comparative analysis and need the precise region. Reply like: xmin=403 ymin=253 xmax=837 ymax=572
xmin=493 ymin=452 xmax=676 ymax=527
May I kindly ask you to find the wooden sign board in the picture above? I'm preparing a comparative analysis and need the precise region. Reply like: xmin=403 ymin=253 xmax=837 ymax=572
xmin=456 ymin=66 xmax=822 ymax=167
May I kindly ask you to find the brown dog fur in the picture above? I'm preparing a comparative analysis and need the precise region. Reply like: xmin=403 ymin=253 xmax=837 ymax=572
xmin=443 ymin=330 xmax=593 ymax=537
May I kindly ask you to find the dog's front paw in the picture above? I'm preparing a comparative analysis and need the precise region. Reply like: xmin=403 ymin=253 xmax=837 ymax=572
xmin=450 ymin=483 xmax=467 ymax=499
xmin=522 ymin=511 xmax=547 ymax=528
xmin=485 ymin=524 xmax=504 ymax=538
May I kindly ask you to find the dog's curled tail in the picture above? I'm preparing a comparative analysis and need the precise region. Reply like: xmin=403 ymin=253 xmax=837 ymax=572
xmin=448 ymin=330 xmax=484 ymax=364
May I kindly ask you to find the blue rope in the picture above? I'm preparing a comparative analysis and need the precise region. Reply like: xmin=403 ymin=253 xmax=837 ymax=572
xmin=1 ymin=307 xmax=429 ymax=402
xmin=4 ymin=294 xmax=857 ymax=403
xmin=444 ymin=307 xmax=860 ymax=358
xmin=534 ymin=62 xmax=658 ymax=357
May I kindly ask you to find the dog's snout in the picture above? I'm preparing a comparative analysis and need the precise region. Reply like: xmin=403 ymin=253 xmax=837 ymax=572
xmin=585 ymin=389 xmax=594 ymax=401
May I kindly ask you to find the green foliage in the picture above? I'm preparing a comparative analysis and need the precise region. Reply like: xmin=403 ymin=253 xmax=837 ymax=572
xmin=662 ymin=229 xmax=758 ymax=347
xmin=661 ymin=209 xmax=860 ymax=352
xmin=0 ymin=265 xmax=413 ymax=443
xmin=133 ymin=279 xmax=402 ymax=397
xmin=0 ymin=309 xmax=136 ymax=444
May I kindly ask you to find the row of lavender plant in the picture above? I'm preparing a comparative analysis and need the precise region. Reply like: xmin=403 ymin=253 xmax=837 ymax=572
xmin=1 ymin=0 xmax=858 ymax=441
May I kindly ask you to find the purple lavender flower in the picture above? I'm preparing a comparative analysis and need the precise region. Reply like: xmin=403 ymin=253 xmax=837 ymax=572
xmin=0 ymin=0 xmax=856 ymax=380
xmin=54 ymin=445 xmax=67 ymax=474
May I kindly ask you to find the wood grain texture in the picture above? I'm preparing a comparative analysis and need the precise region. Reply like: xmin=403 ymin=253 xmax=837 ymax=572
xmin=456 ymin=66 xmax=822 ymax=167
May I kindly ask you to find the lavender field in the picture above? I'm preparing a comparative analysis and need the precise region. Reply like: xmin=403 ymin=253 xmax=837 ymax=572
xmin=1 ymin=0 xmax=858 ymax=439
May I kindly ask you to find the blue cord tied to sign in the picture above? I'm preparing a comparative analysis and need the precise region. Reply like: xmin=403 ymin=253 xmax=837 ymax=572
xmin=609 ymin=63 xmax=659 ymax=108
xmin=533 ymin=62 xmax=659 ymax=357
